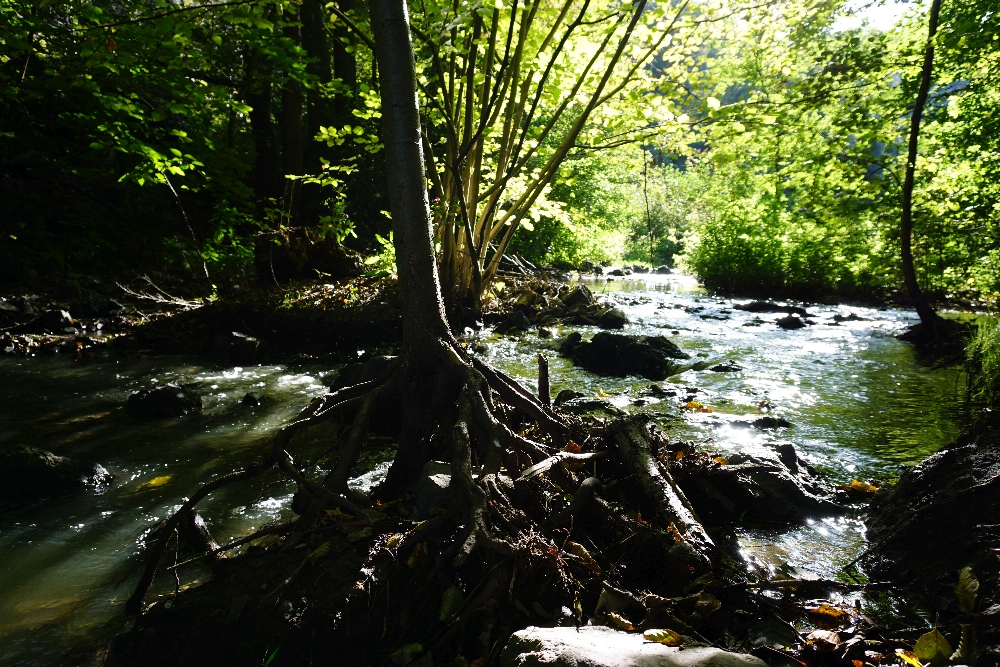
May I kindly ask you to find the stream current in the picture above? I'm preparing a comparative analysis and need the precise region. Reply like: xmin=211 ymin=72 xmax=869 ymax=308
xmin=0 ymin=274 xmax=965 ymax=665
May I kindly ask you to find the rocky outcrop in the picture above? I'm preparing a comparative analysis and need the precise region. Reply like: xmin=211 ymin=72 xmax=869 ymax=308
xmin=0 ymin=445 xmax=111 ymax=501
xmin=499 ymin=626 xmax=767 ymax=667
xmin=669 ymin=443 xmax=843 ymax=527
xmin=494 ymin=283 xmax=632 ymax=333
xmin=864 ymin=437 xmax=1000 ymax=589
xmin=560 ymin=332 xmax=689 ymax=380
xmin=126 ymin=384 xmax=202 ymax=419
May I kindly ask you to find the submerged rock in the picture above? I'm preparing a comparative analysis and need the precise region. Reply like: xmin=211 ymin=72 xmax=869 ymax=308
xmin=775 ymin=315 xmax=807 ymax=330
xmin=734 ymin=301 xmax=809 ymax=317
xmin=554 ymin=389 xmax=585 ymax=406
xmin=671 ymin=443 xmax=843 ymax=526
xmin=0 ymin=445 xmax=111 ymax=501
xmin=126 ymin=384 xmax=202 ymax=419
xmin=561 ymin=284 xmax=593 ymax=307
xmin=597 ymin=307 xmax=629 ymax=329
xmin=730 ymin=416 xmax=792 ymax=430
xmin=499 ymin=625 xmax=767 ymax=667
xmin=561 ymin=331 xmax=689 ymax=380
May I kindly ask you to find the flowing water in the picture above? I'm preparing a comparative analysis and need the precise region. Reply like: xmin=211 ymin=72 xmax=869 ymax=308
xmin=0 ymin=274 xmax=966 ymax=665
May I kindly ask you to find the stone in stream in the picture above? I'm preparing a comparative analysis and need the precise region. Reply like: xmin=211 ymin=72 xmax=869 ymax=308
xmin=669 ymin=442 xmax=843 ymax=526
xmin=126 ymin=383 xmax=202 ymax=419
xmin=708 ymin=360 xmax=742 ymax=373
xmin=560 ymin=331 xmax=690 ymax=380
xmin=733 ymin=300 xmax=809 ymax=317
xmin=775 ymin=315 xmax=807 ymax=330
xmin=864 ymin=437 xmax=1000 ymax=590
xmin=597 ymin=307 xmax=629 ymax=329
xmin=554 ymin=389 xmax=585 ymax=406
xmin=561 ymin=284 xmax=593 ymax=307
xmin=730 ymin=416 xmax=792 ymax=429
xmin=499 ymin=625 xmax=767 ymax=667
xmin=0 ymin=445 xmax=111 ymax=501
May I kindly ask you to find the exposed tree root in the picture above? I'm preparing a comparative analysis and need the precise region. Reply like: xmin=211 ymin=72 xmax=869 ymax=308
xmin=122 ymin=342 xmax=734 ymax=665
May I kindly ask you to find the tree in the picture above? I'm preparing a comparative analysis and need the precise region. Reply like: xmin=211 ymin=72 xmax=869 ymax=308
xmin=899 ymin=0 xmax=945 ymax=330
xmin=123 ymin=0 xmax=716 ymax=646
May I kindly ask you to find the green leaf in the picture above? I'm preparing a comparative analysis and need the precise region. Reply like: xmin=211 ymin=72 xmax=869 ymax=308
xmin=707 ymin=97 xmax=721 ymax=110
xmin=956 ymin=567 xmax=979 ymax=613
xmin=520 ymin=220 xmax=534 ymax=232
xmin=438 ymin=585 xmax=463 ymax=622
xmin=913 ymin=629 xmax=953 ymax=666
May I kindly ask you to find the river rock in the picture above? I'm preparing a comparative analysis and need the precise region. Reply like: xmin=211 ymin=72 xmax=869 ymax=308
xmin=554 ymin=389 xmax=585 ymax=406
xmin=775 ymin=315 xmax=807 ymax=330
xmin=670 ymin=443 xmax=843 ymax=526
xmin=708 ymin=360 xmax=742 ymax=373
xmin=864 ymin=438 xmax=1000 ymax=589
xmin=126 ymin=383 xmax=202 ymax=419
xmin=597 ymin=307 xmax=629 ymax=329
xmin=561 ymin=284 xmax=594 ymax=308
xmin=734 ymin=301 xmax=809 ymax=317
xmin=561 ymin=331 xmax=690 ymax=380
xmin=498 ymin=625 xmax=767 ymax=667
xmin=0 ymin=445 xmax=111 ymax=501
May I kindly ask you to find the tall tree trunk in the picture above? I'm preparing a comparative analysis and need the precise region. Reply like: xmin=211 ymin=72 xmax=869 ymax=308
xmin=245 ymin=49 xmax=281 ymax=207
xmin=333 ymin=0 xmax=359 ymax=126
xmin=281 ymin=9 xmax=305 ymax=224
xmin=368 ymin=0 xmax=457 ymax=491
xmin=900 ymin=0 xmax=943 ymax=327
xmin=300 ymin=0 xmax=333 ymax=227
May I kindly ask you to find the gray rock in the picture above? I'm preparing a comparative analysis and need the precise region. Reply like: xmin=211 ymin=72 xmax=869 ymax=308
xmin=561 ymin=332 xmax=689 ymax=380
xmin=775 ymin=315 xmax=807 ymax=330
xmin=733 ymin=301 xmax=809 ymax=317
xmin=0 ymin=445 xmax=111 ymax=501
xmin=554 ymin=389 xmax=585 ymax=406
xmin=708 ymin=360 xmax=741 ymax=373
xmin=598 ymin=308 xmax=629 ymax=329
xmin=562 ymin=285 xmax=594 ymax=307
xmin=671 ymin=442 xmax=843 ymax=526
xmin=126 ymin=384 xmax=202 ymax=419
xmin=499 ymin=625 xmax=767 ymax=667
xmin=415 ymin=461 xmax=453 ymax=519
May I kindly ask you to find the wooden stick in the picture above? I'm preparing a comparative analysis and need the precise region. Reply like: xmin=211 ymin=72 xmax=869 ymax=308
xmin=538 ymin=353 xmax=550 ymax=407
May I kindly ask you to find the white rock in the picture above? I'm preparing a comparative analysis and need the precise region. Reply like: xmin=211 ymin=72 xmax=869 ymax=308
xmin=498 ymin=626 xmax=768 ymax=667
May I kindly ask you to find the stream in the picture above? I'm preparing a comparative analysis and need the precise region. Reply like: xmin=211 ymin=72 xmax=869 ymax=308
xmin=0 ymin=273 xmax=966 ymax=665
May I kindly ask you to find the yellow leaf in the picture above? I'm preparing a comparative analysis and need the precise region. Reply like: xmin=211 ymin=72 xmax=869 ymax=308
xmin=307 ymin=540 xmax=335 ymax=565
xmin=683 ymin=401 xmax=703 ymax=411
xmin=713 ymin=457 xmax=728 ymax=465
xmin=142 ymin=475 xmax=172 ymax=488
xmin=606 ymin=611 xmax=635 ymax=631
xmin=850 ymin=479 xmax=878 ymax=493
xmin=896 ymin=649 xmax=923 ymax=667
xmin=807 ymin=603 xmax=850 ymax=629
xmin=643 ymin=628 xmax=683 ymax=646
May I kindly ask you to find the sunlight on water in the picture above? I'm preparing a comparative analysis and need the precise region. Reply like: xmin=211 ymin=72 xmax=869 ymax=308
xmin=0 ymin=273 xmax=966 ymax=664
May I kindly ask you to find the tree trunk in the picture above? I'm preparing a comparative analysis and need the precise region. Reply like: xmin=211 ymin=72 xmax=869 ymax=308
xmin=245 ymin=49 xmax=281 ymax=207
xmin=367 ymin=0 xmax=458 ymax=491
xmin=300 ymin=0 xmax=333 ymax=227
xmin=281 ymin=9 xmax=305 ymax=224
xmin=900 ymin=0 xmax=943 ymax=327
xmin=333 ymin=0 xmax=359 ymax=126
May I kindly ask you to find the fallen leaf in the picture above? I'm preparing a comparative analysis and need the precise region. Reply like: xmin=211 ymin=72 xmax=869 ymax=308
xmin=807 ymin=603 xmax=851 ymax=629
xmin=469 ymin=659 xmax=488 ymax=667
xmin=896 ymin=649 xmax=922 ymax=667
xmin=806 ymin=629 xmax=841 ymax=651
xmin=385 ymin=533 xmax=403 ymax=550
xmin=683 ymin=401 xmax=703 ymax=411
xmin=643 ymin=628 xmax=683 ymax=646
xmin=694 ymin=592 xmax=722 ymax=617
xmin=913 ymin=628 xmax=952 ymax=666
xmin=141 ymin=475 xmax=172 ymax=489
xmin=956 ymin=566 xmax=979 ymax=613
xmin=563 ymin=441 xmax=581 ymax=453
xmin=388 ymin=643 xmax=423 ymax=666
xmin=406 ymin=541 xmax=427 ymax=568
xmin=438 ymin=585 xmax=464 ymax=622
xmin=849 ymin=479 xmax=878 ymax=493
xmin=854 ymin=661 xmax=864 ymax=667
xmin=606 ymin=611 xmax=635 ymax=631
xmin=307 ymin=540 xmax=335 ymax=565
xmin=713 ymin=456 xmax=728 ymax=465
